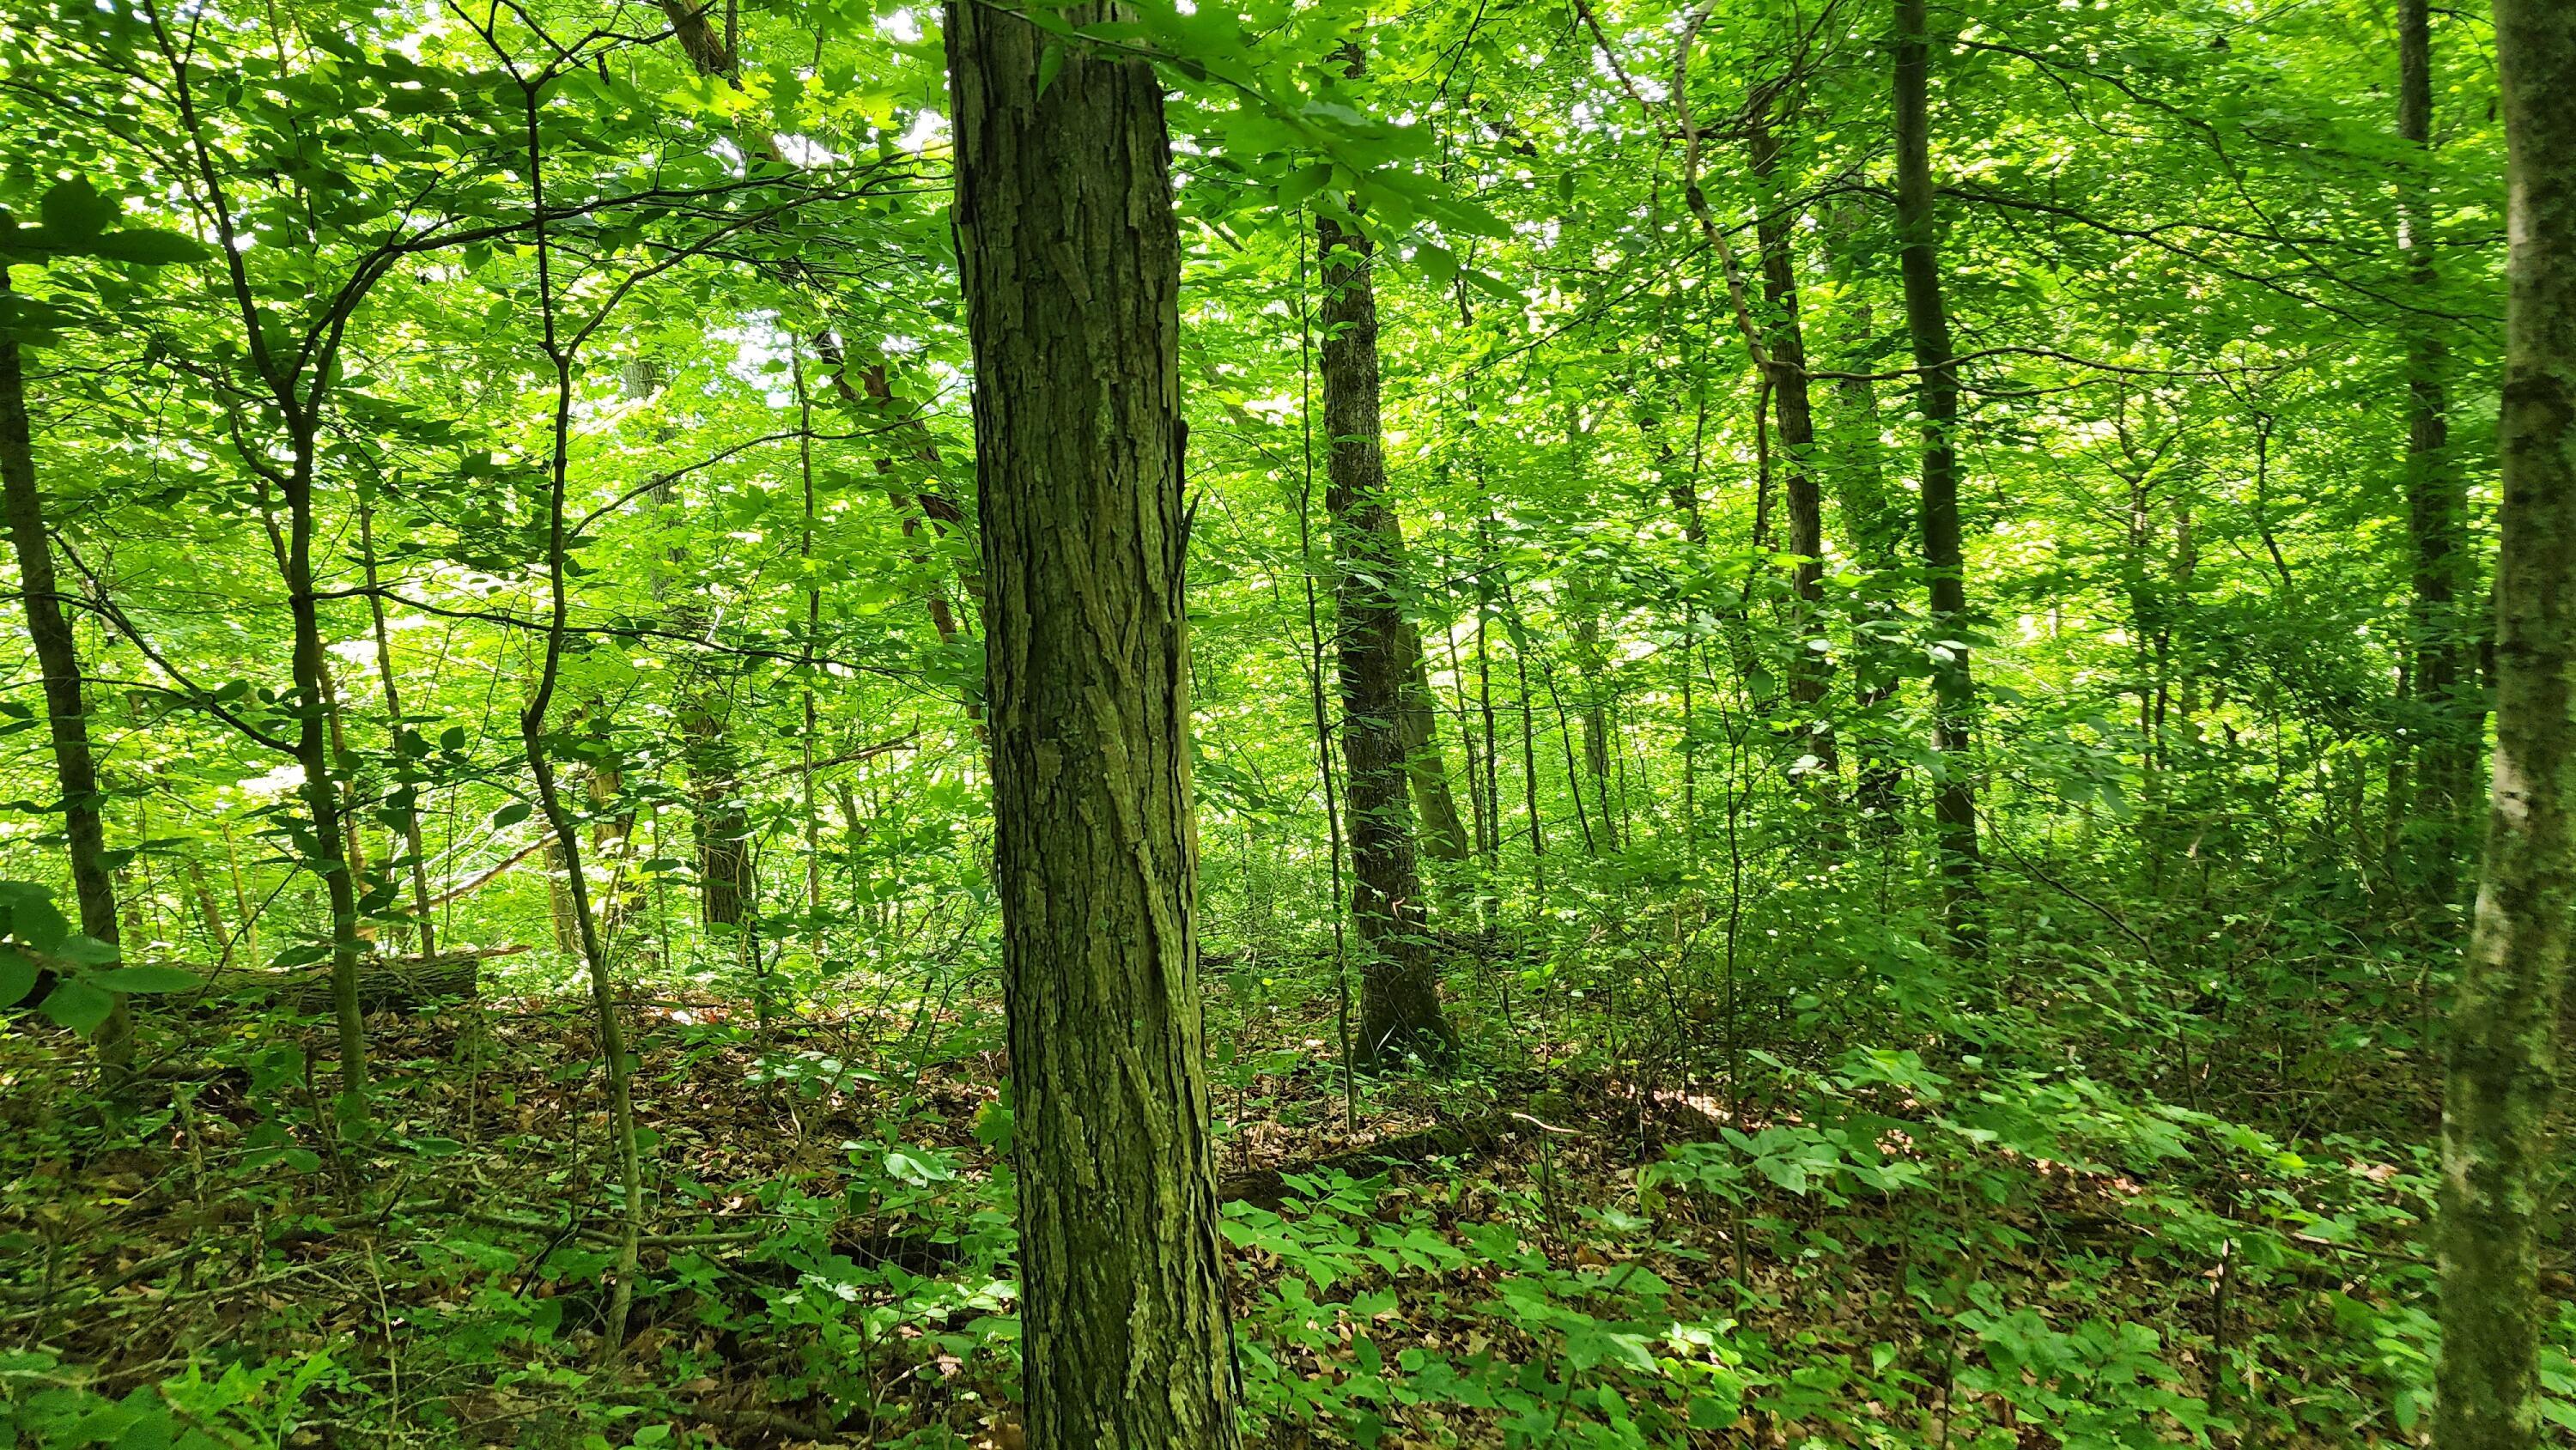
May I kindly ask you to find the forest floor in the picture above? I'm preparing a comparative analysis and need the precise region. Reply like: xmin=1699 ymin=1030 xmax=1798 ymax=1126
xmin=0 ymin=968 xmax=2526 ymax=1448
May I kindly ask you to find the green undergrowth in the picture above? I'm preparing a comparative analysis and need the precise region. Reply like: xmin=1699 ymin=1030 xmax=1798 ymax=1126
xmin=6 ymin=1002 xmax=2561 ymax=1449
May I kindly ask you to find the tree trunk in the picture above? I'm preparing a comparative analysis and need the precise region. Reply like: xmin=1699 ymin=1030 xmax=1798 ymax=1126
xmin=1318 ymin=203 xmax=1455 ymax=1065
xmin=2398 ymin=0 xmax=2476 ymax=903
xmin=621 ymin=362 xmax=755 ymax=936
xmin=946 ymin=4 xmax=1243 ymax=1446
xmin=1569 ymin=600 xmax=1619 ymax=852
xmin=1892 ymin=0 xmax=1982 ymax=931
xmin=282 ymin=449 xmax=370 ymax=1107
xmin=2435 ymin=5 xmax=2576 ymax=1445
xmin=680 ymin=677 xmax=753 ymax=929
xmin=1821 ymin=178 xmax=1908 ymax=835
xmin=510 ymin=73 xmax=646 ymax=1360
xmin=1400 ymin=622 xmax=1473 ymax=876
xmin=358 ymin=494 xmax=437 ymax=959
xmin=0 ymin=270 xmax=131 ymax=1071
xmin=1749 ymin=112 xmax=1843 ymax=805
xmin=187 ymin=858 xmax=228 ymax=954
xmin=247 ymin=951 xmax=488 ymax=1013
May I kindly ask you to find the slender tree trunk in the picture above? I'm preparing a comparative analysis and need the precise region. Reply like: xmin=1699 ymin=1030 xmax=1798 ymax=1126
xmin=1821 ymin=179 xmax=1907 ymax=835
xmin=1570 ymin=607 xmax=1618 ymax=852
xmin=2399 ymin=0 xmax=2476 ymax=903
xmin=187 ymin=858 xmax=228 ymax=954
xmin=358 ymin=495 xmax=436 ymax=959
xmin=514 ymin=80 xmax=643 ymax=1361
xmin=947 ymin=5 xmax=1242 ymax=1445
xmin=318 ymin=657 xmax=371 ymax=921
xmin=1893 ymin=0 xmax=1982 ymax=931
xmin=282 ymin=447 xmax=369 ymax=1106
xmin=1400 ymin=622 xmax=1473 ymax=875
xmin=0 ymin=270 xmax=131 ymax=1071
xmin=1504 ymin=575 xmax=1547 ymax=897
xmin=220 ymin=820 xmax=259 ymax=968
xmin=651 ymin=0 xmax=987 ymax=713
xmin=1476 ymin=567 xmax=1503 ymax=866
xmin=1750 ymin=112 xmax=1843 ymax=805
xmin=795 ymin=351 xmax=824 ymax=959
xmin=620 ymin=359 xmax=752 ymax=936
xmin=1315 ymin=145 xmax=1453 ymax=1065
xmin=2435 ymin=6 xmax=2576 ymax=1445
xmin=665 ymin=602 xmax=750 ymax=929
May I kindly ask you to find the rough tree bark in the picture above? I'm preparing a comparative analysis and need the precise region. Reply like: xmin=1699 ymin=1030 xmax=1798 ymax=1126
xmin=0 ymin=269 xmax=131 ymax=1071
xmin=1821 ymin=178 xmax=1908 ymax=835
xmin=946 ymin=3 xmax=1242 ymax=1446
xmin=2397 ymin=0 xmax=2476 ymax=901
xmin=1749 ymin=111 xmax=1842 ymax=805
xmin=1892 ymin=0 xmax=1981 ymax=931
xmin=2434 ymin=4 xmax=2575 ymax=1445
xmin=1399 ymin=621 xmax=1473 ymax=877
xmin=1317 ymin=196 xmax=1456 ymax=1064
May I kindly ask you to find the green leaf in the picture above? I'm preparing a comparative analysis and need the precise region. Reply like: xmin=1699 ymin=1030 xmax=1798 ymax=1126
xmin=490 ymin=801 xmax=532 ymax=829
xmin=39 ymin=978 xmax=115 ymax=1035
xmin=0 ymin=293 xmax=88 ymax=348
xmin=4 ymin=891 xmax=70 ymax=952
xmin=92 ymin=965 xmax=203 ymax=993
xmin=55 ymin=933 xmax=121 ymax=967
xmin=1275 ymin=162 xmax=1333 ymax=211
xmin=883 ymin=1143 xmax=955 ymax=1186
xmin=85 ymin=228 xmax=210 ymax=265
xmin=973 ymin=1096 xmax=1014 ymax=1152
xmin=0 ymin=947 xmax=37 ymax=1007
xmin=1036 ymin=42 xmax=1066 ymax=98
xmin=1414 ymin=241 xmax=1458 ymax=288
xmin=37 ymin=180 xmax=118 ymax=242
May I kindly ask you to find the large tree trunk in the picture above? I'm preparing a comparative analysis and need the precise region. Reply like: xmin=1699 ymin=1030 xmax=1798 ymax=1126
xmin=0 ymin=270 xmax=131 ymax=1071
xmin=946 ymin=5 xmax=1242 ymax=1447
xmin=2435 ymin=4 xmax=2576 ymax=1445
xmin=1318 ymin=202 xmax=1455 ymax=1065
xmin=2397 ymin=0 xmax=2476 ymax=902
xmin=1749 ymin=112 xmax=1842 ymax=804
xmin=1892 ymin=0 xmax=1981 ymax=932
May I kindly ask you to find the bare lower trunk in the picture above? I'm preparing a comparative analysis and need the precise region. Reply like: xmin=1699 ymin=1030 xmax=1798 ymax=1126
xmin=2435 ymin=6 xmax=2576 ymax=1445
xmin=948 ymin=4 xmax=1243 ymax=1444
xmin=1319 ymin=209 xmax=1453 ymax=1065
xmin=2397 ymin=0 xmax=2477 ymax=903
xmin=0 ymin=270 xmax=131 ymax=1071
xmin=1750 ymin=112 xmax=1841 ymax=807
xmin=1893 ymin=0 xmax=1981 ymax=933
xmin=1822 ymin=179 xmax=1907 ymax=835
xmin=283 ymin=449 xmax=369 ymax=1107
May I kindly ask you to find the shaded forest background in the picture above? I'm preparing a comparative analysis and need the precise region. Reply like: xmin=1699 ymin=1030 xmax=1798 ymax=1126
xmin=1 ymin=0 xmax=2569 ymax=1444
